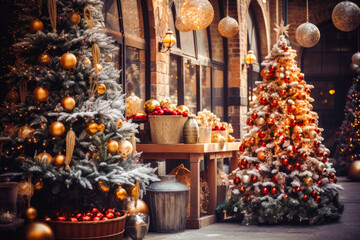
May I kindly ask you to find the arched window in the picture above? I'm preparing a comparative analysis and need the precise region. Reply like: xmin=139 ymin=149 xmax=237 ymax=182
xmin=301 ymin=21 xmax=358 ymax=151
xmin=168 ymin=0 xmax=227 ymax=120
xmin=102 ymin=0 xmax=149 ymax=104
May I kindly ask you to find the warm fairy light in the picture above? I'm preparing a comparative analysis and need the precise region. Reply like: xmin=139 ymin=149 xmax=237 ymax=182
xmin=329 ymin=89 xmax=335 ymax=95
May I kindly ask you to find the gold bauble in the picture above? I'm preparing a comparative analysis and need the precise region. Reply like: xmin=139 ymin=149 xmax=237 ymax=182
xmin=49 ymin=121 xmax=65 ymax=137
xmin=304 ymin=176 xmax=314 ymax=186
xmin=25 ymin=207 xmax=38 ymax=221
xmin=53 ymin=154 xmax=65 ymax=167
xmin=125 ymin=199 xmax=149 ymax=215
xmin=144 ymin=99 xmax=160 ymax=114
xmin=257 ymin=151 xmax=266 ymax=161
xmin=180 ymin=0 xmax=214 ymax=31
xmin=87 ymin=121 xmax=98 ymax=134
xmin=117 ymin=119 xmax=123 ymax=128
xmin=332 ymin=1 xmax=360 ymax=32
xmin=218 ymin=16 xmax=239 ymax=38
xmin=33 ymin=86 xmax=49 ymax=102
xmin=177 ymin=105 xmax=190 ymax=113
xmin=3 ymin=124 xmax=17 ymax=136
xmin=274 ymin=145 xmax=281 ymax=154
xmin=18 ymin=125 xmax=35 ymax=140
xmin=241 ymin=174 xmax=251 ymax=185
xmin=25 ymin=221 xmax=55 ymax=240
xmin=60 ymin=52 xmax=77 ymax=69
xmin=97 ymin=84 xmax=107 ymax=95
xmin=38 ymin=53 xmax=51 ymax=65
xmin=295 ymin=22 xmax=320 ymax=48
xmin=255 ymin=117 xmax=265 ymax=126
xmin=37 ymin=152 xmax=53 ymax=164
xmin=98 ymin=181 xmax=110 ymax=192
xmin=68 ymin=11 xmax=81 ymax=26
xmin=118 ymin=139 xmax=133 ymax=159
xmin=34 ymin=180 xmax=44 ymax=191
xmin=228 ymin=135 xmax=235 ymax=142
xmin=61 ymin=96 xmax=76 ymax=111
xmin=6 ymin=89 xmax=19 ymax=103
xmin=18 ymin=181 xmax=34 ymax=198
xmin=175 ymin=15 xmax=191 ymax=32
xmin=160 ymin=97 xmax=171 ymax=106
xmin=29 ymin=18 xmax=44 ymax=33
xmin=96 ymin=64 xmax=103 ymax=73
xmin=317 ymin=162 xmax=325 ymax=172
xmin=115 ymin=186 xmax=127 ymax=200
xmin=348 ymin=160 xmax=360 ymax=181
xmin=163 ymin=102 xmax=177 ymax=111
xmin=97 ymin=123 xmax=105 ymax=132
xmin=107 ymin=139 xmax=119 ymax=153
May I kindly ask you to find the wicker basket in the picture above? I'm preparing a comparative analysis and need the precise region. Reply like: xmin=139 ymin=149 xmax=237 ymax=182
xmin=148 ymin=115 xmax=187 ymax=144
xmin=48 ymin=213 xmax=126 ymax=240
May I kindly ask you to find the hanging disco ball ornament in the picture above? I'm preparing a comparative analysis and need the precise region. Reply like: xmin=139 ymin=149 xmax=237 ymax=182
xmin=332 ymin=1 xmax=360 ymax=32
xmin=180 ymin=0 xmax=214 ymax=31
xmin=175 ymin=15 xmax=191 ymax=32
xmin=352 ymin=52 xmax=360 ymax=65
xmin=218 ymin=16 xmax=239 ymax=38
xmin=295 ymin=22 xmax=320 ymax=48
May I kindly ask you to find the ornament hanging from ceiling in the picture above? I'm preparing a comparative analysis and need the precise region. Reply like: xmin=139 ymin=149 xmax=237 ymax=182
xmin=352 ymin=52 xmax=360 ymax=65
xmin=180 ymin=0 xmax=214 ymax=31
xmin=175 ymin=15 xmax=191 ymax=32
xmin=332 ymin=1 xmax=360 ymax=32
xmin=295 ymin=0 xmax=320 ymax=48
xmin=218 ymin=0 xmax=239 ymax=38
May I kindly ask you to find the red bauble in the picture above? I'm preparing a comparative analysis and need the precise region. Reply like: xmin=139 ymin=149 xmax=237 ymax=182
xmin=260 ymin=97 xmax=267 ymax=105
xmin=93 ymin=216 xmax=101 ymax=221
xmin=270 ymin=99 xmax=278 ymax=108
xmin=270 ymin=187 xmax=277 ymax=194
xmin=282 ymin=158 xmax=289 ymax=166
xmin=329 ymin=173 xmax=335 ymax=179
xmin=240 ymin=165 xmax=246 ymax=170
xmin=251 ymin=112 xmax=258 ymax=119
xmin=274 ymin=130 xmax=282 ymax=137
xmin=251 ymin=176 xmax=257 ymax=183
xmin=269 ymin=66 xmax=275 ymax=73
xmin=260 ymin=70 xmax=267 ymax=78
xmin=283 ymin=194 xmax=289 ymax=200
xmin=294 ymin=187 xmax=301 ymax=193
xmin=322 ymin=158 xmax=328 ymax=163
xmin=315 ymin=128 xmax=320 ymax=134
xmin=293 ymin=144 xmax=300 ymax=152
xmin=261 ymin=188 xmax=269 ymax=195
xmin=247 ymin=118 xmax=254 ymax=126
xmin=239 ymin=185 xmax=245 ymax=192
xmin=300 ymin=152 xmax=308 ymax=160
xmin=249 ymin=137 xmax=256 ymax=145
xmin=317 ymin=151 xmax=323 ymax=157
xmin=239 ymin=144 xmax=245 ymax=152
xmin=272 ymin=176 xmax=278 ymax=183
xmin=234 ymin=177 xmax=240 ymax=185
xmin=102 ymin=217 xmax=109 ymax=221
xmin=317 ymin=180 xmax=323 ymax=187
xmin=315 ymin=196 xmax=321 ymax=203
xmin=295 ymin=162 xmax=301 ymax=170
xmin=287 ymin=164 xmax=294 ymax=171
xmin=86 ymin=212 xmax=93 ymax=217
xmin=241 ymin=159 xmax=248 ymax=166
xmin=290 ymin=119 xmax=297 ymax=127
xmin=283 ymin=75 xmax=290 ymax=83
xmin=259 ymin=141 xmax=266 ymax=147
xmin=82 ymin=216 xmax=91 ymax=221
xmin=70 ymin=217 xmax=78 ymax=222
xmin=92 ymin=208 xmax=99 ymax=213
xmin=58 ymin=216 xmax=66 ymax=221
xmin=283 ymin=46 xmax=289 ymax=51
xmin=308 ymin=118 xmax=315 ymax=124
xmin=303 ymin=195 xmax=309 ymax=201
xmin=314 ymin=141 xmax=320 ymax=148
xmin=312 ymin=190 xmax=317 ymax=197
xmin=258 ymin=131 xmax=266 ymax=138
xmin=296 ymin=133 xmax=303 ymax=140
xmin=280 ymin=89 xmax=287 ymax=96
xmin=288 ymin=105 xmax=295 ymax=113
xmin=305 ymin=88 xmax=311 ymax=95
xmin=298 ymin=73 xmax=304 ymax=81
xmin=106 ymin=213 xmax=114 ymax=219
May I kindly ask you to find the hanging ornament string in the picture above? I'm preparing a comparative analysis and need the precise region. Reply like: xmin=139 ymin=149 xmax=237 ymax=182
xmin=226 ymin=0 xmax=229 ymax=16
xmin=84 ymin=6 xmax=95 ymax=29
xmin=65 ymin=128 xmax=76 ymax=170
xmin=306 ymin=0 xmax=309 ymax=22
xmin=38 ymin=0 xmax=42 ymax=16
xmin=47 ymin=0 xmax=57 ymax=33
xmin=276 ymin=0 xmax=279 ymax=25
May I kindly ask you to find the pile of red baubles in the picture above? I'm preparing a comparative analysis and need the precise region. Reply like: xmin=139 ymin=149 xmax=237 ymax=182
xmin=53 ymin=208 xmax=122 ymax=222
xmin=148 ymin=106 xmax=188 ymax=117
xmin=212 ymin=125 xmax=226 ymax=131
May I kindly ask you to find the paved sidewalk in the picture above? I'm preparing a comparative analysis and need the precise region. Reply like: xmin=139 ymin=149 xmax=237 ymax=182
xmin=145 ymin=177 xmax=360 ymax=240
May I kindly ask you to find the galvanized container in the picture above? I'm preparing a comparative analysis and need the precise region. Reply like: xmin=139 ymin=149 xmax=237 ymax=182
xmin=146 ymin=175 xmax=189 ymax=233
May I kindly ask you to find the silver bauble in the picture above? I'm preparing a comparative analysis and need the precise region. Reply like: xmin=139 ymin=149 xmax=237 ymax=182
xmin=241 ymin=174 xmax=251 ymax=185
xmin=352 ymin=52 xmax=360 ymax=65
xmin=295 ymin=22 xmax=320 ymax=48
xmin=332 ymin=1 xmax=360 ymax=32
xmin=350 ymin=63 xmax=359 ymax=72
xmin=218 ymin=16 xmax=239 ymax=38
xmin=180 ymin=0 xmax=214 ymax=31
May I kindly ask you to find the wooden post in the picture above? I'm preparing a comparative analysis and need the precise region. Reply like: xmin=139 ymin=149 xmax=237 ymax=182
xmin=230 ymin=151 xmax=239 ymax=172
xmin=189 ymin=153 xmax=202 ymax=219
xmin=207 ymin=154 xmax=217 ymax=214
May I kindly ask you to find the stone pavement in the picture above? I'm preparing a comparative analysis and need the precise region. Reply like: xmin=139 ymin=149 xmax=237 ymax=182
xmin=145 ymin=177 xmax=360 ymax=240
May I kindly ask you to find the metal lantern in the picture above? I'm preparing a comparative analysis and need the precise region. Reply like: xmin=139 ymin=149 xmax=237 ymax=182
xmin=162 ymin=29 xmax=176 ymax=48
xmin=352 ymin=52 xmax=360 ymax=66
xmin=180 ymin=0 xmax=214 ymax=31
xmin=218 ymin=16 xmax=239 ymax=38
xmin=175 ymin=15 xmax=191 ymax=32
xmin=332 ymin=1 xmax=360 ymax=32
xmin=245 ymin=50 xmax=256 ymax=65
xmin=295 ymin=22 xmax=320 ymax=48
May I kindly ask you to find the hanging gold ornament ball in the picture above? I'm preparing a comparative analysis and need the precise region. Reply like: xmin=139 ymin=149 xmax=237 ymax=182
xmin=218 ymin=16 xmax=239 ymax=38
xmin=17 ymin=125 xmax=35 ymax=140
xmin=163 ymin=102 xmax=177 ymax=111
xmin=348 ymin=160 xmax=360 ymax=181
xmin=25 ymin=207 xmax=38 ymax=221
xmin=3 ymin=124 xmax=17 ymax=136
xmin=33 ymin=86 xmax=49 ymax=102
xmin=53 ymin=153 xmax=65 ymax=167
xmin=84 ymin=57 xmax=91 ymax=66
xmin=68 ymin=11 xmax=81 ymax=26
xmin=25 ymin=221 xmax=55 ymax=240
xmin=241 ymin=174 xmax=251 ymax=184
xmin=18 ymin=181 xmax=34 ymax=198
xmin=117 ymin=119 xmax=123 ymax=128
xmin=115 ymin=186 xmax=127 ymax=200
xmin=97 ymin=84 xmax=107 ymax=95
xmin=49 ymin=121 xmax=65 ymax=137
xmin=38 ymin=53 xmax=51 ymax=65
xmin=87 ymin=121 xmax=99 ymax=134
xmin=29 ymin=18 xmax=44 ymax=33
xmin=332 ymin=1 xmax=360 ymax=32
xmin=144 ymin=99 xmax=160 ymax=114
xmin=257 ymin=151 xmax=266 ymax=161
xmin=175 ymin=15 xmax=191 ymax=32
xmin=118 ymin=139 xmax=133 ymax=159
xmin=97 ymin=123 xmax=105 ymax=132
xmin=352 ymin=52 xmax=360 ymax=66
xmin=37 ymin=152 xmax=53 ymax=164
xmin=304 ymin=176 xmax=314 ymax=186
xmin=34 ymin=179 xmax=44 ymax=191
xmin=177 ymin=105 xmax=190 ymax=113
xmin=96 ymin=64 xmax=103 ymax=73
xmin=180 ymin=0 xmax=214 ymax=31
xmin=105 ymin=55 xmax=113 ymax=62
xmin=61 ymin=96 xmax=76 ymax=111
xmin=295 ymin=22 xmax=320 ymax=48
xmin=60 ymin=52 xmax=77 ymax=69
xmin=6 ymin=89 xmax=19 ymax=103
xmin=107 ymin=139 xmax=119 ymax=153
xmin=98 ymin=181 xmax=110 ymax=192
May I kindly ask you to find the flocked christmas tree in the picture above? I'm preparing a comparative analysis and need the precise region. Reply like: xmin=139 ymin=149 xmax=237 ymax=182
xmin=0 ymin=0 xmax=157 ymax=217
xmin=217 ymin=22 xmax=343 ymax=224
xmin=334 ymin=74 xmax=360 ymax=175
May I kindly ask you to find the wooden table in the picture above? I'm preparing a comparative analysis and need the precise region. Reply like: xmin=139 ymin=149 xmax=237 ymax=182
xmin=137 ymin=142 xmax=240 ymax=229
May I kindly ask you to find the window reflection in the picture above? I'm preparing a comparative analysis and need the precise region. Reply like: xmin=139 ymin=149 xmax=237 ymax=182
xmin=197 ymin=29 xmax=210 ymax=58
xmin=213 ymin=68 xmax=224 ymax=120
xmin=102 ymin=0 xmax=120 ymax=32
xmin=121 ymin=0 xmax=144 ymax=38
xmin=169 ymin=56 xmax=179 ymax=105
xmin=125 ymin=46 xmax=145 ymax=103
xmin=201 ymin=66 xmax=211 ymax=110
xmin=185 ymin=64 xmax=197 ymax=113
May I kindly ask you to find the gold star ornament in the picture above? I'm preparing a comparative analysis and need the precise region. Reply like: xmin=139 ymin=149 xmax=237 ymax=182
xmin=274 ymin=20 xmax=290 ymax=37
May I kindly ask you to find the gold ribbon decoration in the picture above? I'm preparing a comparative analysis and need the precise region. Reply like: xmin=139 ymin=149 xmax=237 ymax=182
xmin=47 ymin=0 xmax=57 ymax=33
xmin=130 ymin=181 xmax=140 ymax=207
xmin=65 ymin=128 xmax=76 ymax=170
xmin=92 ymin=43 xmax=101 ymax=67
xmin=84 ymin=6 xmax=95 ymax=29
